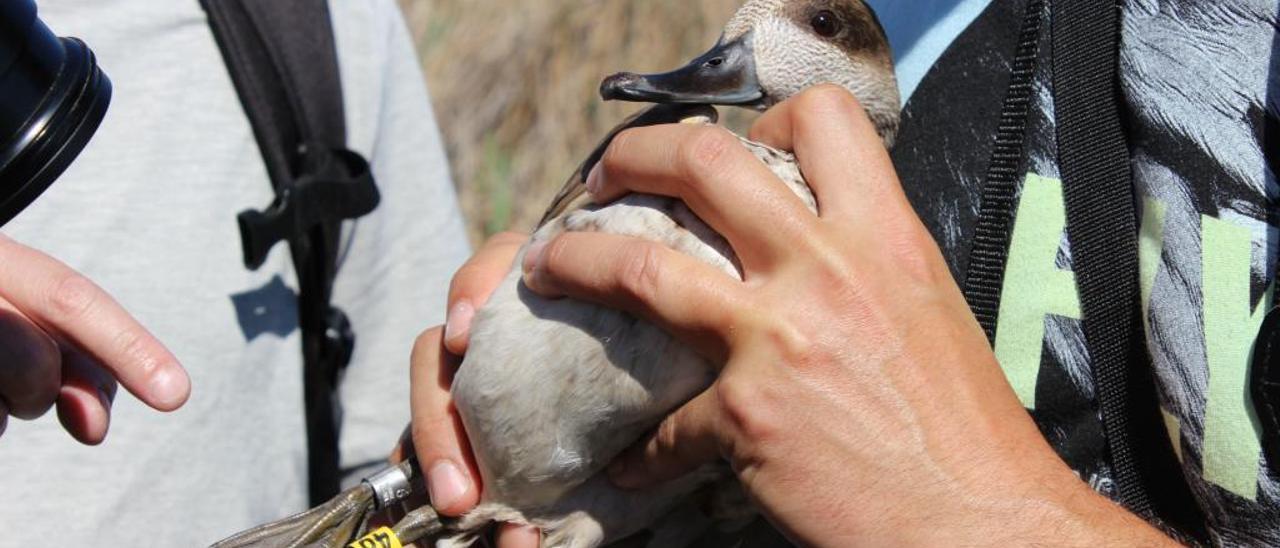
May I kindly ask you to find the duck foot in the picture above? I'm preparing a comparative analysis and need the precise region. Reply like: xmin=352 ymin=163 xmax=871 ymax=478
xmin=391 ymin=504 xmax=445 ymax=543
xmin=209 ymin=483 xmax=379 ymax=548
xmin=210 ymin=458 xmax=459 ymax=548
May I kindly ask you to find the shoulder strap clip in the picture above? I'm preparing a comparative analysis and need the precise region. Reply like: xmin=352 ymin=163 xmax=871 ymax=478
xmin=238 ymin=143 xmax=379 ymax=270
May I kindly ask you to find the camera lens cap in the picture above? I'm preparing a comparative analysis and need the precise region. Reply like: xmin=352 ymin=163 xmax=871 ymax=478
xmin=0 ymin=1 xmax=112 ymax=226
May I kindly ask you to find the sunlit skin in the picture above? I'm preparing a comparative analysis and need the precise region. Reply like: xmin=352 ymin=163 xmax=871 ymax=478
xmin=408 ymin=87 xmax=1176 ymax=547
xmin=0 ymin=235 xmax=189 ymax=445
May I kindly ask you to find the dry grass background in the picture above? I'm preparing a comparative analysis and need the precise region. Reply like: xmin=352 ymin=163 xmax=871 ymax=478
xmin=397 ymin=0 xmax=757 ymax=244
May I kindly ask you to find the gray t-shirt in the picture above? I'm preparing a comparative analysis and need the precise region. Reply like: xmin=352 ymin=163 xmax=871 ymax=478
xmin=0 ymin=0 xmax=470 ymax=545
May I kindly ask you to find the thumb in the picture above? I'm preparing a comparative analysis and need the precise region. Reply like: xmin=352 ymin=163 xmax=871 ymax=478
xmin=444 ymin=231 xmax=527 ymax=354
xmin=608 ymin=386 xmax=727 ymax=489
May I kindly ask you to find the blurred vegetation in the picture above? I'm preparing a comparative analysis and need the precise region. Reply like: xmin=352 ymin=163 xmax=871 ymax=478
xmin=397 ymin=0 xmax=756 ymax=244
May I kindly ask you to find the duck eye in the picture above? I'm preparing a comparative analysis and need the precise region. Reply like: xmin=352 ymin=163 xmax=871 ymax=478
xmin=810 ymin=10 xmax=840 ymax=38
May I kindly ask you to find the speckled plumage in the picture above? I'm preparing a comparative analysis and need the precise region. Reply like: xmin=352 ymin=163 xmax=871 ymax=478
xmin=444 ymin=2 xmax=898 ymax=546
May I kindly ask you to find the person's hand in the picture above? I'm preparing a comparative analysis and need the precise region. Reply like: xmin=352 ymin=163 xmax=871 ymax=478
xmin=409 ymin=231 xmax=541 ymax=548
xmin=0 ymin=235 xmax=189 ymax=444
xmin=518 ymin=86 xmax=1175 ymax=546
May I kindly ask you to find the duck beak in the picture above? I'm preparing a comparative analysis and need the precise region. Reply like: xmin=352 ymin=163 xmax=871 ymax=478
xmin=600 ymin=35 xmax=764 ymax=107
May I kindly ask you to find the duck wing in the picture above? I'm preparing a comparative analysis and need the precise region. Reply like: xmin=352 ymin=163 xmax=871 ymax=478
xmin=537 ymin=103 xmax=718 ymax=227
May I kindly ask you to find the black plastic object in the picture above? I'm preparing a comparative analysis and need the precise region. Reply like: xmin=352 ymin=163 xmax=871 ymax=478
xmin=0 ymin=0 xmax=111 ymax=226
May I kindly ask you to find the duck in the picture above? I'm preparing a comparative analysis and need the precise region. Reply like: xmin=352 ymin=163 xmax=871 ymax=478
xmin=447 ymin=1 xmax=900 ymax=547
xmin=205 ymin=2 xmax=899 ymax=547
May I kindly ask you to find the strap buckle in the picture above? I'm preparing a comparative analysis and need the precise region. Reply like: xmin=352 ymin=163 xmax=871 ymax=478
xmin=323 ymin=305 xmax=355 ymax=372
xmin=237 ymin=143 xmax=380 ymax=270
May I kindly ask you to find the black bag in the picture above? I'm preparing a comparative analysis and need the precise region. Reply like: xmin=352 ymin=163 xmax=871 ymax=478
xmin=201 ymin=0 xmax=382 ymax=504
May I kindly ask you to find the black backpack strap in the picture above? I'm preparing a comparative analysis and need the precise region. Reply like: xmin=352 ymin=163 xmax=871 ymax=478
xmin=962 ymin=0 xmax=1046 ymax=339
xmin=201 ymin=0 xmax=381 ymax=504
xmin=1053 ymin=0 xmax=1206 ymax=539
xmin=1052 ymin=0 xmax=1150 ymax=516
xmin=963 ymin=0 xmax=1208 ymax=539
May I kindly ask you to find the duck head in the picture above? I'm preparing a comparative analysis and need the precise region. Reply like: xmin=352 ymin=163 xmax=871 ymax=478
xmin=600 ymin=0 xmax=900 ymax=145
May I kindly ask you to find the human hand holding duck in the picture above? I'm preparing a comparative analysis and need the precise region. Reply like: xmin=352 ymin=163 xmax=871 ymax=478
xmin=204 ymin=1 xmax=1184 ymax=546
xmin=413 ymin=85 xmax=1176 ymax=547
xmin=405 ymin=0 xmax=1178 ymax=545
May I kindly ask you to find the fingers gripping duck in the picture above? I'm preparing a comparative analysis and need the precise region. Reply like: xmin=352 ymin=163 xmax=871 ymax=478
xmin=212 ymin=1 xmax=899 ymax=547
xmin=450 ymin=2 xmax=899 ymax=546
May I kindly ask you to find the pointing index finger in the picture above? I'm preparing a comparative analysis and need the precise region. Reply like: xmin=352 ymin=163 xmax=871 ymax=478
xmin=0 ymin=236 xmax=189 ymax=411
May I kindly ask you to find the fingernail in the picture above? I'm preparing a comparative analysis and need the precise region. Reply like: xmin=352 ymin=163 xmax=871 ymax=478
xmin=444 ymin=301 xmax=475 ymax=344
xmin=428 ymin=460 xmax=471 ymax=510
xmin=97 ymin=386 xmax=113 ymax=415
xmin=522 ymin=241 xmax=547 ymax=275
xmin=585 ymin=164 xmax=604 ymax=196
xmin=148 ymin=366 xmax=190 ymax=411
xmin=96 ymin=386 xmax=113 ymax=440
